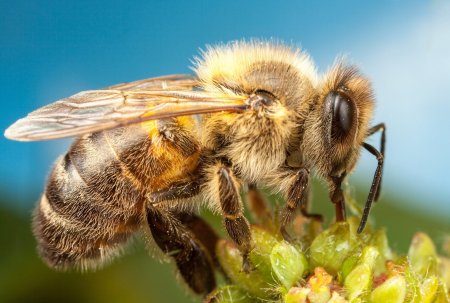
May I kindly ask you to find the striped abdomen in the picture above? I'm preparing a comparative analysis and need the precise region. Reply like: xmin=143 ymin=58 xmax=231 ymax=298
xmin=33 ymin=118 xmax=201 ymax=270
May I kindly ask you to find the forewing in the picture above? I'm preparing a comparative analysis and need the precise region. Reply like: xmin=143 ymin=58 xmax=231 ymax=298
xmin=5 ymin=75 xmax=249 ymax=141
xmin=105 ymin=74 xmax=198 ymax=91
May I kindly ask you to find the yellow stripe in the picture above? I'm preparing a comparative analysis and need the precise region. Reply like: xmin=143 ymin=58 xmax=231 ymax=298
xmin=40 ymin=195 xmax=81 ymax=230
xmin=103 ymin=132 xmax=143 ymax=190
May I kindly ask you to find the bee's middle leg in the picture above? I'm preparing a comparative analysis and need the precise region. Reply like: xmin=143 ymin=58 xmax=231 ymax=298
xmin=148 ymin=180 xmax=200 ymax=203
xmin=247 ymin=184 xmax=273 ymax=225
xmin=216 ymin=166 xmax=252 ymax=272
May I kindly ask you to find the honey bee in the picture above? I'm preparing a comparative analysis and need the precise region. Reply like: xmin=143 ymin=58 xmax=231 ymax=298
xmin=5 ymin=40 xmax=385 ymax=295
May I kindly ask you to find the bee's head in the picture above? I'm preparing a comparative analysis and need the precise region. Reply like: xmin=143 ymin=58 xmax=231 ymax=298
xmin=302 ymin=63 xmax=375 ymax=181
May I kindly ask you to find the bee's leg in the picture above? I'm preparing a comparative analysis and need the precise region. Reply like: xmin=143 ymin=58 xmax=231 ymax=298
xmin=366 ymin=123 xmax=386 ymax=201
xmin=299 ymin=186 xmax=323 ymax=221
xmin=146 ymin=205 xmax=216 ymax=295
xmin=216 ymin=166 xmax=252 ymax=272
xmin=148 ymin=181 xmax=200 ymax=203
xmin=280 ymin=168 xmax=310 ymax=240
xmin=247 ymin=184 xmax=273 ymax=225
xmin=329 ymin=175 xmax=347 ymax=222
xmin=174 ymin=212 xmax=220 ymax=269
xmin=358 ymin=142 xmax=384 ymax=233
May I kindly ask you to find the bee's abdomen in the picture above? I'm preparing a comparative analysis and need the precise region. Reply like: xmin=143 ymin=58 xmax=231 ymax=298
xmin=33 ymin=120 xmax=201 ymax=270
xmin=33 ymin=131 xmax=144 ymax=269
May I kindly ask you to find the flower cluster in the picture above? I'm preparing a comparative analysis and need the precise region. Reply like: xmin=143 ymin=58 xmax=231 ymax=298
xmin=205 ymin=217 xmax=450 ymax=303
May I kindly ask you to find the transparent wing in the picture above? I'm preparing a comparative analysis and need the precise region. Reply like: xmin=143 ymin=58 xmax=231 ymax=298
xmin=105 ymin=74 xmax=198 ymax=91
xmin=5 ymin=75 xmax=249 ymax=141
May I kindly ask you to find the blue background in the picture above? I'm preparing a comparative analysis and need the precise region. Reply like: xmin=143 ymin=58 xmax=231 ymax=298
xmin=1 ymin=1 xmax=449 ymax=302
xmin=2 ymin=0 xmax=449 ymax=218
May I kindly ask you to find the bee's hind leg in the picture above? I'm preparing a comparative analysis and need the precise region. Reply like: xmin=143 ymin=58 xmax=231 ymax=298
xmin=146 ymin=204 xmax=216 ymax=295
xmin=174 ymin=212 xmax=221 ymax=269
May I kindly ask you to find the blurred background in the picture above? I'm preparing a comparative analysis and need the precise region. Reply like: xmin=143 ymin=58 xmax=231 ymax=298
xmin=1 ymin=0 xmax=449 ymax=302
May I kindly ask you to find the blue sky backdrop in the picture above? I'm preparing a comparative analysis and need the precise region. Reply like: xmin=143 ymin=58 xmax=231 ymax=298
xmin=1 ymin=0 xmax=449 ymax=220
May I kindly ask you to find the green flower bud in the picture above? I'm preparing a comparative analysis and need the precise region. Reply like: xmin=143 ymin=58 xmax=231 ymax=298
xmin=344 ymin=246 xmax=379 ymax=302
xmin=370 ymin=229 xmax=393 ymax=276
xmin=439 ymin=256 xmax=450 ymax=290
xmin=310 ymin=222 xmax=355 ymax=275
xmin=405 ymin=233 xmax=447 ymax=303
xmin=433 ymin=282 xmax=449 ymax=303
xmin=205 ymin=285 xmax=253 ymax=303
xmin=249 ymin=226 xmax=281 ymax=283
xmin=369 ymin=275 xmax=407 ymax=303
xmin=344 ymin=263 xmax=371 ymax=302
xmin=216 ymin=240 xmax=274 ymax=299
xmin=347 ymin=216 xmax=372 ymax=242
xmin=270 ymin=241 xmax=308 ymax=289
xmin=210 ymin=210 xmax=449 ymax=303
xmin=339 ymin=255 xmax=359 ymax=283
xmin=360 ymin=246 xmax=380 ymax=268
xmin=419 ymin=276 xmax=439 ymax=303
xmin=408 ymin=232 xmax=438 ymax=278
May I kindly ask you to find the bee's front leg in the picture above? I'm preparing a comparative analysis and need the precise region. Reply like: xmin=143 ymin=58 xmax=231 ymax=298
xmin=328 ymin=175 xmax=347 ymax=222
xmin=215 ymin=165 xmax=252 ymax=272
xmin=279 ymin=167 xmax=322 ymax=240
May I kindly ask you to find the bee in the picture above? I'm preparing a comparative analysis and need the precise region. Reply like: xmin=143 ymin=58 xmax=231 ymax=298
xmin=5 ymin=40 xmax=385 ymax=295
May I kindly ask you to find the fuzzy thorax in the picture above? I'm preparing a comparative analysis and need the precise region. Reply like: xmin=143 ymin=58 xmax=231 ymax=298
xmin=194 ymin=41 xmax=319 ymax=185
xmin=194 ymin=40 xmax=318 ymax=93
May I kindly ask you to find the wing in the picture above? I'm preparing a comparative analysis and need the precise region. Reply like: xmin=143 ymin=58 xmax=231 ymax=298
xmin=105 ymin=74 xmax=199 ymax=91
xmin=5 ymin=75 xmax=249 ymax=141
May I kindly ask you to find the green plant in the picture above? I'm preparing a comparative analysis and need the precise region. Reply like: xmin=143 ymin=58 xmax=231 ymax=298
xmin=206 ymin=217 xmax=450 ymax=303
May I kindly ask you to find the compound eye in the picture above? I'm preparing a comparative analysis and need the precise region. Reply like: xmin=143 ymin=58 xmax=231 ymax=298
xmin=331 ymin=92 xmax=355 ymax=141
